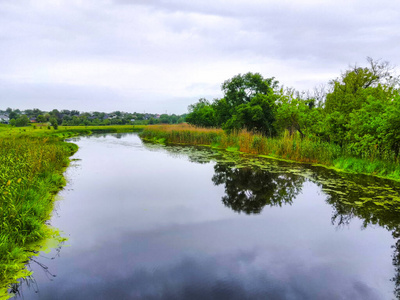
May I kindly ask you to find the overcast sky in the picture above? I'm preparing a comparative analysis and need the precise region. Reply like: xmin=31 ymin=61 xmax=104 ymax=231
xmin=0 ymin=0 xmax=399 ymax=114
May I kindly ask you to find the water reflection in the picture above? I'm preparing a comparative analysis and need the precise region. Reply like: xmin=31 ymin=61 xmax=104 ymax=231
xmin=14 ymin=135 xmax=400 ymax=299
xmin=212 ymin=163 xmax=305 ymax=214
xmin=10 ymin=239 xmax=65 ymax=298
xmin=147 ymin=142 xmax=400 ymax=298
xmin=313 ymin=174 xmax=400 ymax=298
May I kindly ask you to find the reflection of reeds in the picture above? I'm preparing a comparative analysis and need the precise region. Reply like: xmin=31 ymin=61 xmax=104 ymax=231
xmin=140 ymin=124 xmax=400 ymax=180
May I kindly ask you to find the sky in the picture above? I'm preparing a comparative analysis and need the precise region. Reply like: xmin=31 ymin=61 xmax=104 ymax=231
xmin=0 ymin=0 xmax=399 ymax=114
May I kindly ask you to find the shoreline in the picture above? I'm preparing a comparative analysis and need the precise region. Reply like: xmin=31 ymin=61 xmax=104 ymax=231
xmin=0 ymin=125 xmax=143 ymax=299
xmin=139 ymin=124 xmax=400 ymax=183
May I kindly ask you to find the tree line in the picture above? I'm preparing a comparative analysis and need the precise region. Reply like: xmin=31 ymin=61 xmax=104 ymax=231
xmin=185 ymin=58 xmax=400 ymax=162
xmin=1 ymin=108 xmax=187 ymax=127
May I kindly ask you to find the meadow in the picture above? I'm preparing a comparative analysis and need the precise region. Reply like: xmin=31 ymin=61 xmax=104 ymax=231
xmin=0 ymin=124 xmax=142 ymax=298
xmin=140 ymin=124 xmax=400 ymax=181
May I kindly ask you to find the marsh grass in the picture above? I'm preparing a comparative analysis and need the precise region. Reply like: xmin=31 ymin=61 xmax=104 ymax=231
xmin=141 ymin=124 xmax=400 ymax=180
xmin=0 ymin=124 xmax=141 ymax=298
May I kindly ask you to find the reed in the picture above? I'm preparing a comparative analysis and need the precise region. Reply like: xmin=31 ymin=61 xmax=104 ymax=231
xmin=140 ymin=124 xmax=400 ymax=180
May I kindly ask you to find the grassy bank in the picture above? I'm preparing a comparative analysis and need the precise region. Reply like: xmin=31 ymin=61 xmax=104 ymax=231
xmin=0 ymin=124 xmax=142 ymax=299
xmin=140 ymin=124 xmax=400 ymax=181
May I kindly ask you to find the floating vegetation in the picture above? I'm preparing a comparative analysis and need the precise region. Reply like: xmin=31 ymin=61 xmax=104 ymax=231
xmin=141 ymin=124 xmax=400 ymax=181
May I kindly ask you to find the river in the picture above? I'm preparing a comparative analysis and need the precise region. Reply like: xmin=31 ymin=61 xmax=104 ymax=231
xmin=14 ymin=133 xmax=400 ymax=299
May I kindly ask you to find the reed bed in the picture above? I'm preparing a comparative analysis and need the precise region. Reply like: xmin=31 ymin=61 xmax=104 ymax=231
xmin=141 ymin=124 xmax=341 ymax=164
xmin=140 ymin=124 xmax=400 ymax=180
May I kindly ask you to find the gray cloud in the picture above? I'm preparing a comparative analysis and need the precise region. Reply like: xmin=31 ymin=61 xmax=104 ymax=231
xmin=24 ymin=252 xmax=382 ymax=300
xmin=0 ymin=0 xmax=399 ymax=112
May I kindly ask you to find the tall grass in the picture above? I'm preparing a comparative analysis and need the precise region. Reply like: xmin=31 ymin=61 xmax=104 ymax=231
xmin=0 ymin=136 xmax=77 ymax=297
xmin=141 ymin=124 xmax=341 ymax=164
xmin=140 ymin=124 xmax=400 ymax=180
xmin=0 ymin=124 xmax=142 ymax=298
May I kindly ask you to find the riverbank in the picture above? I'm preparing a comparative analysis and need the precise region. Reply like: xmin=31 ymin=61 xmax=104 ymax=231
xmin=140 ymin=124 xmax=400 ymax=181
xmin=0 ymin=125 xmax=143 ymax=299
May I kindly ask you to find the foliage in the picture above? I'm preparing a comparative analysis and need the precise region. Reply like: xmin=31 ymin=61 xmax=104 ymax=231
xmin=323 ymin=58 xmax=399 ymax=146
xmin=224 ymin=94 xmax=277 ymax=136
xmin=186 ymin=72 xmax=279 ymax=135
xmin=185 ymin=98 xmax=216 ymax=127
xmin=15 ymin=115 xmax=29 ymax=127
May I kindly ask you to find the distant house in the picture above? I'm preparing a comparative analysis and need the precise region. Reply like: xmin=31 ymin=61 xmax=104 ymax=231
xmin=30 ymin=117 xmax=37 ymax=123
xmin=0 ymin=115 xmax=9 ymax=124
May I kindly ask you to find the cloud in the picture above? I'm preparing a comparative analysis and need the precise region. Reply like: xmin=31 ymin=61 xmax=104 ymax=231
xmin=0 ymin=0 xmax=399 ymax=112
xmin=28 ymin=252 xmax=382 ymax=300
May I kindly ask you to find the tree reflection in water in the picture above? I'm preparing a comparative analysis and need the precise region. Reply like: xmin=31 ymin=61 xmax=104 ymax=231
xmin=298 ymin=167 xmax=400 ymax=299
xmin=212 ymin=163 xmax=305 ymax=214
xmin=209 ymin=157 xmax=400 ymax=298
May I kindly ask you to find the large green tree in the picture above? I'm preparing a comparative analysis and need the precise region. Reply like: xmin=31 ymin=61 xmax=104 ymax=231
xmin=224 ymin=94 xmax=277 ymax=136
xmin=322 ymin=58 xmax=399 ymax=145
xmin=221 ymin=72 xmax=278 ymax=109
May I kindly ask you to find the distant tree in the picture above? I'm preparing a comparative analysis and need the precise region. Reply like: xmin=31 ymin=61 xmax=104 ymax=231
xmin=15 ymin=115 xmax=29 ymax=127
xmin=36 ymin=115 xmax=46 ymax=123
xmin=148 ymin=118 xmax=159 ymax=125
xmin=49 ymin=117 xmax=58 ymax=129
xmin=159 ymin=114 xmax=170 ymax=124
xmin=8 ymin=111 xmax=18 ymax=120
xmin=9 ymin=119 xmax=16 ymax=126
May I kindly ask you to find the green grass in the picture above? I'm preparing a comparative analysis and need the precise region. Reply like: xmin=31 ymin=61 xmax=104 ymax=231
xmin=0 ymin=124 xmax=143 ymax=298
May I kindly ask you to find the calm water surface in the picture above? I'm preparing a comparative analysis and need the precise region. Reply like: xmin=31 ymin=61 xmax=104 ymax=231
xmin=15 ymin=133 xmax=400 ymax=299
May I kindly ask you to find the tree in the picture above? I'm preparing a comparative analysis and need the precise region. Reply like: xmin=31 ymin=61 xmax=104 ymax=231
xmin=15 ymin=115 xmax=29 ymax=127
xmin=220 ymin=73 xmax=279 ymax=134
xmin=50 ymin=117 xmax=58 ymax=129
xmin=323 ymin=58 xmax=399 ymax=145
xmin=186 ymin=98 xmax=217 ymax=127
xmin=8 ymin=110 xmax=18 ymax=120
xmin=224 ymin=94 xmax=277 ymax=136
xmin=325 ymin=58 xmax=398 ymax=115
xmin=212 ymin=98 xmax=231 ymax=126
xmin=274 ymin=90 xmax=317 ymax=138
xmin=36 ymin=115 xmax=46 ymax=123
xmin=222 ymin=72 xmax=278 ymax=109
xmin=159 ymin=114 xmax=170 ymax=124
